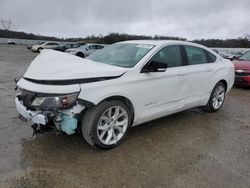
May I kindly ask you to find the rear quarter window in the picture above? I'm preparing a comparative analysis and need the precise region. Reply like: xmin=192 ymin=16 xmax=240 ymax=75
xmin=185 ymin=45 xmax=208 ymax=65
xmin=207 ymin=51 xmax=217 ymax=63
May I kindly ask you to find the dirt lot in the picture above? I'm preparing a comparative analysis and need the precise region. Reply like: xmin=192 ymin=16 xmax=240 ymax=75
xmin=0 ymin=44 xmax=250 ymax=188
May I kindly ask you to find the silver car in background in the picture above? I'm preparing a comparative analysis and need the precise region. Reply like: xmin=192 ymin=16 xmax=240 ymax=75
xmin=65 ymin=43 xmax=106 ymax=58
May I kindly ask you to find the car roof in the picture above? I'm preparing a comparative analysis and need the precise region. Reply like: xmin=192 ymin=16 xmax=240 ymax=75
xmin=119 ymin=40 xmax=220 ymax=58
xmin=120 ymin=40 xmax=205 ymax=48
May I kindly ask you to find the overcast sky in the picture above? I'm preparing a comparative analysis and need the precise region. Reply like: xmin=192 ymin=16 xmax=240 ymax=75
xmin=0 ymin=0 xmax=250 ymax=40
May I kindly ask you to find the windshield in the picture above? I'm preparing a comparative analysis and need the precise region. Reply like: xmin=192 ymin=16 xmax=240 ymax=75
xmin=87 ymin=43 xmax=154 ymax=68
xmin=239 ymin=51 xmax=250 ymax=61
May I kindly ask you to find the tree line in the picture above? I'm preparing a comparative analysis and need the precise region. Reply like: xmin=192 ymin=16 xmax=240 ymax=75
xmin=1 ymin=29 xmax=250 ymax=48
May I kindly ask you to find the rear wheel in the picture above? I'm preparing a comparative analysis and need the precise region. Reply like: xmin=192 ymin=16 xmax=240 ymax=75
xmin=203 ymin=82 xmax=226 ymax=112
xmin=81 ymin=100 xmax=131 ymax=149
xmin=76 ymin=52 xmax=84 ymax=58
xmin=38 ymin=48 xmax=43 ymax=52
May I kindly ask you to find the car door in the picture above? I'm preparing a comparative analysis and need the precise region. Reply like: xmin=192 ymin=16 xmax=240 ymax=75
xmin=136 ymin=45 xmax=189 ymax=122
xmin=182 ymin=45 xmax=217 ymax=105
xmin=85 ymin=45 xmax=96 ymax=56
xmin=45 ymin=42 xmax=56 ymax=49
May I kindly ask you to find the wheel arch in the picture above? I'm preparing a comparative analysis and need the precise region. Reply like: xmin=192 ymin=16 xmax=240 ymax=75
xmin=76 ymin=52 xmax=84 ymax=57
xmin=217 ymin=79 xmax=228 ymax=92
xmin=99 ymin=95 xmax=135 ymax=125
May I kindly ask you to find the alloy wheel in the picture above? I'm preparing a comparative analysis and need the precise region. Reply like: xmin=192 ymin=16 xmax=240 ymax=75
xmin=212 ymin=85 xmax=225 ymax=110
xmin=97 ymin=106 xmax=128 ymax=145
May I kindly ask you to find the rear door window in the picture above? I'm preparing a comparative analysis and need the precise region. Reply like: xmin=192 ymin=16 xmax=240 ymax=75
xmin=150 ymin=45 xmax=183 ymax=68
xmin=185 ymin=46 xmax=208 ymax=65
xmin=207 ymin=51 xmax=217 ymax=63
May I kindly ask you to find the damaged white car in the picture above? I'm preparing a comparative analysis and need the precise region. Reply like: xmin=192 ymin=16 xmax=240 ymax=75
xmin=15 ymin=40 xmax=234 ymax=149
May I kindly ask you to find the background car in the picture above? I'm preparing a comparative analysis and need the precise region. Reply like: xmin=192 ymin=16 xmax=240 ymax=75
xmin=65 ymin=43 xmax=106 ymax=58
xmin=51 ymin=42 xmax=85 ymax=52
xmin=233 ymin=50 xmax=250 ymax=86
xmin=31 ymin=41 xmax=61 ymax=52
xmin=27 ymin=41 xmax=45 ymax=49
xmin=7 ymin=39 xmax=16 ymax=45
xmin=221 ymin=51 xmax=243 ymax=60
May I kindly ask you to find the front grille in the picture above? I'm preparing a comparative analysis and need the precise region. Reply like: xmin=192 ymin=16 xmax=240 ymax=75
xmin=17 ymin=89 xmax=36 ymax=107
xmin=235 ymin=72 xmax=250 ymax=77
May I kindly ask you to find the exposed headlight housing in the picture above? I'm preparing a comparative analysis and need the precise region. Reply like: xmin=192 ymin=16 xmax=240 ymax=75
xmin=30 ymin=92 xmax=79 ymax=109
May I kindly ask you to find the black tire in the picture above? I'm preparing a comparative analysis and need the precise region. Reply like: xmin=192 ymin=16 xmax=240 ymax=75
xmin=203 ymin=82 xmax=226 ymax=112
xmin=81 ymin=100 xmax=132 ymax=149
xmin=38 ymin=48 xmax=43 ymax=52
xmin=76 ymin=52 xmax=84 ymax=58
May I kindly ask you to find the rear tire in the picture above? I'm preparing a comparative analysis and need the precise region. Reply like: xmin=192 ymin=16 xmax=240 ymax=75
xmin=81 ymin=100 xmax=131 ymax=149
xmin=76 ymin=52 xmax=84 ymax=58
xmin=203 ymin=82 xmax=226 ymax=112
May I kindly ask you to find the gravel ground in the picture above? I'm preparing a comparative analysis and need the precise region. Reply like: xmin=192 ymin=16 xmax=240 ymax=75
xmin=0 ymin=44 xmax=249 ymax=188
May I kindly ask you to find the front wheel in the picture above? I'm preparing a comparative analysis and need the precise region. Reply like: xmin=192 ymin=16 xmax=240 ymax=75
xmin=203 ymin=82 xmax=226 ymax=112
xmin=81 ymin=100 xmax=131 ymax=149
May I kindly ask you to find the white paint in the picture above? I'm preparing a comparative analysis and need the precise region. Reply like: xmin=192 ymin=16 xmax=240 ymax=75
xmin=17 ymin=40 xmax=235 ymax=127
xmin=23 ymin=49 xmax=127 ymax=81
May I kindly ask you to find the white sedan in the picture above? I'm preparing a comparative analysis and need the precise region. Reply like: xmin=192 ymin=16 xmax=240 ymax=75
xmin=65 ymin=44 xmax=106 ymax=58
xmin=15 ymin=40 xmax=234 ymax=149
xmin=31 ymin=41 xmax=61 ymax=52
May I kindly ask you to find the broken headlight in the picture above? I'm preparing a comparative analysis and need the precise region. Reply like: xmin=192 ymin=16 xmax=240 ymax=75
xmin=30 ymin=92 xmax=79 ymax=109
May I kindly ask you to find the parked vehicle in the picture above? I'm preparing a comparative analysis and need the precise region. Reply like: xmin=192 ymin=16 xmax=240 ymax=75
xmin=27 ymin=41 xmax=45 ymax=49
xmin=233 ymin=50 xmax=250 ymax=86
xmin=15 ymin=40 xmax=234 ymax=149
xmin=7 ymin=39 xmax=16 ymax=45
xmin=221 ymin=51 xmax=243 ymax=60
xmin=51 ymin=43 xmax=85 ymax=52
xmin=31 ymin=41 xmax=61 ymax=52
xmin=65 ymin=43 xmax=106 ymax=58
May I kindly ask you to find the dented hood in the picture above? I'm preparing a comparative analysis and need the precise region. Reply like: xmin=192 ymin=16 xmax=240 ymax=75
xmin=24 ymin=50 xmax=127 ymax=81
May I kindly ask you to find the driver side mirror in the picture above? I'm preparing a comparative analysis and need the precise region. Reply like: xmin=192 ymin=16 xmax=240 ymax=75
xmin=85 ymin=47 xmax=89 ymax=51
xmin=141 ymin=61 xmax=168 ymax=73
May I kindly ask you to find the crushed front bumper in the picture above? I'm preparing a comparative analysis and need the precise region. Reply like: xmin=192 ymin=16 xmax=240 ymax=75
xmin=15 ymin=97 xmax=48 ymax=125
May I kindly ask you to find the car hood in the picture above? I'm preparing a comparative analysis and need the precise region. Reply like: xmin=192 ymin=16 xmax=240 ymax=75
xmin=24 ymin=49 xmax=127 ymax=82
xmin=233 ymin=60 xmax=250 ymax=71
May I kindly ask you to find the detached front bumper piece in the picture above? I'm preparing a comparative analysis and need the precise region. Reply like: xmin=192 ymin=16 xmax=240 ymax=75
xmin=15 ymin=96 xmax=86 ymax=135
xmin=15 ymin=97 xmax=48 ymax=125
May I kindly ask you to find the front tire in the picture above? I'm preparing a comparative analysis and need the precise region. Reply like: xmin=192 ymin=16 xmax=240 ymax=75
xmin=203 ymin=82 xmax=226 ymax=112
xmin=81 ymin=100 xmax=131 ymax=149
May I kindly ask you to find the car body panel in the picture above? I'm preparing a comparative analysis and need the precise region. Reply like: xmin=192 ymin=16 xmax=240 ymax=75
xmin=65 ymin=44 xmax=106 ymax=57
xmin=16 ymin=40 xmax=234 ymax=129
xmin=24 ymin=50 xmax=127 ymax=81
xmin=233 ymin=59 xmax=250 ymax=86
xmin=31 ymin=41 xmax=61 ymax=52
xmin=51 ymin=43 xmax=84 ymax=52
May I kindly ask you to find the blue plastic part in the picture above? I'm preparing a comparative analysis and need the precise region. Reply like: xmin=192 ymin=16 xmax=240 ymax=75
xmin=61 ymin=114 xmax=78 ymax=135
